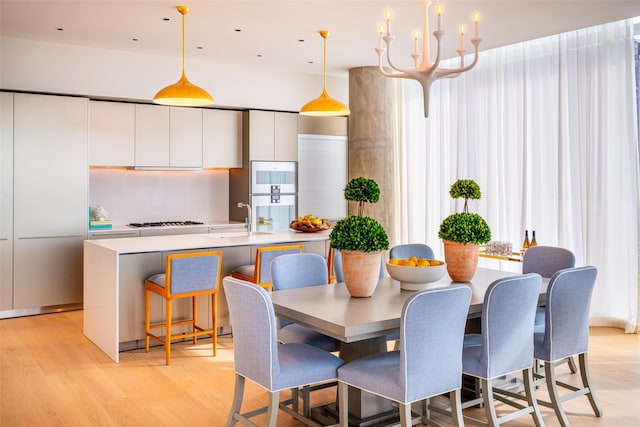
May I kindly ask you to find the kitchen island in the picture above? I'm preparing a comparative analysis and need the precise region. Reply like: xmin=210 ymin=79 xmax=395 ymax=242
xmin=83 ymin=231 xmax=330 ymax=362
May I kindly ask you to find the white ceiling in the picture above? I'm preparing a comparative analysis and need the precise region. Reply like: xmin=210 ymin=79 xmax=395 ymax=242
xmin=2 ymin=0 xmax=640 ymax=78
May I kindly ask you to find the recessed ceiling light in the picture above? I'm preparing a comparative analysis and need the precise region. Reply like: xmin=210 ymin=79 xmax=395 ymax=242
xmin=298 ymin=39 xmax=304 ymax=43
xmin=234 ymin=29 xmax=242 ymax=32
xmin=257 ymin=54 xmax=263 ymax=58
xmin=56 ymin=27 xmax=64 ymax=31
xmin=163 ymin=17 xmax=170 ymax=21
xmin=308 ymin=61 xmax=314 ymax=64
xmin=197 ymin=46 xmax=203 ymax=50
xmin=132 ymin=38 xmax=139 ymax=42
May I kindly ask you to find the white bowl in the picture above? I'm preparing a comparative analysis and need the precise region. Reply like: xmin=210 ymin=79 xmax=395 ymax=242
xmin=386 ymin=261 xmax=447 ymax=290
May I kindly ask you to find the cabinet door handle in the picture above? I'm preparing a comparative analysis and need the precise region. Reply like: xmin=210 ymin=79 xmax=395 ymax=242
xmin=18 ymin=235 xmax=84 ymax=240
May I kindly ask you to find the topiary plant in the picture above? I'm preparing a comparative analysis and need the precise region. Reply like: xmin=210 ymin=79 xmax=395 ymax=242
xmin=329 ymin=215 xmax=389 ymax=253
xmin=330 ymin=177 xmax=389 ymax=253
xmin=344 ymin=177 xmax=380 ymax=216
xmin=438 ymin=179 xmax=491 ymax=245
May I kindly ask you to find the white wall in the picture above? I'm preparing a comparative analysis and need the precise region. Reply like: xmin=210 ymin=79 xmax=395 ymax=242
xmin=89 ymin=168 xmax=229 ymax=225
xmin=0 ymin=37 xmax=349 ymax=111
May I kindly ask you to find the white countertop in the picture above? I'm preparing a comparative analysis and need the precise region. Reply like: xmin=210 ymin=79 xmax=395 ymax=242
xmin=88 ymin=220 xmax=246 ymax=234
xmin=86 ymin=230 xmax=331 ymax=254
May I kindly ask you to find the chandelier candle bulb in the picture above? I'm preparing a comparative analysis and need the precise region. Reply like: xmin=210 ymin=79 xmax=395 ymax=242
xmin=459 ymin=24 xmax=465 ymax=49
xmin=379 ymin=24 xmax=384 ymax=49
xmin=474 ymin=13 xmax=480 ymax=38
xmin=386 ymin=10 xmax=392 ymax=35
xmin=437 ymin=4 xmax=442 ymax=31
xmin=414 ymin=31 xmax=419 ymax=55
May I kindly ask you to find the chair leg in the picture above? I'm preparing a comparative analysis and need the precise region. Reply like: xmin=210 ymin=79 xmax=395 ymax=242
xmin=144 ymin=288 xmax=151 ymax=352
xmin=579 ymin=353 xmax=603 ymax=417
xmin=523 ymin=368 xmax=544 ymax=427
xmin=545 ymin=360 xmax=570 ymax=427
xmin=192 ymin=296 xmax=197 ymax=345
xmin=226 ymin=374 xmax=245 ymax=427
xmin=481 ymin=378 xmax=499 ymax=427
xmin=450 ymin=389 xmax=464 ymax=427
xmin=399 ymin=402 xmax=412 ymax=427
xmin=211 ymin=293 xmax=217 ymax=357
xmin=165 ymin=297 xmax=172 ymax=365
xmin=266 ymin=390 xmax=279 ymax=427
xmin=339 ymin=382 xmax=349 ymax=427
xmin=567 ymin=356 xmax=577 ymax=374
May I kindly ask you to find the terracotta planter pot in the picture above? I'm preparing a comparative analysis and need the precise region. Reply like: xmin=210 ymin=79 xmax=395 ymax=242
xmin=442 ymin=240 xmax=480 ymax=282
xmin=341 ymin=250 xmax=382 ymax=298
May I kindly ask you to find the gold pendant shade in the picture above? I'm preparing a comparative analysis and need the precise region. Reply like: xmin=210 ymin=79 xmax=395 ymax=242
xmin=300 ymin=31 xmax=350 ymax=116
xmin=153 ymin=5 xmax=213 ymax=107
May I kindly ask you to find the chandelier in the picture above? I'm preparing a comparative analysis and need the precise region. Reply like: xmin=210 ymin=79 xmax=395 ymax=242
xmin=376 ymin=0 xmax=481 ymax=117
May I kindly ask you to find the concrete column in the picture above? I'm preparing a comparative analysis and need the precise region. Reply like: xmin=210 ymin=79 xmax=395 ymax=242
xmin=348 ymin=66 xmax=395 ymax=244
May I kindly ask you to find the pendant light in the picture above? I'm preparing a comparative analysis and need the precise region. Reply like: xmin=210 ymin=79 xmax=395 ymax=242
xmin=300 ymin=31 xmax=350 ymax=116
xmin=153 ymin=5 xmax=213 ymax=107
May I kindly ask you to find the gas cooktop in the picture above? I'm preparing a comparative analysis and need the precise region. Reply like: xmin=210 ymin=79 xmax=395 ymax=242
xmin=128 ymin=221 xmax=204 ymax=228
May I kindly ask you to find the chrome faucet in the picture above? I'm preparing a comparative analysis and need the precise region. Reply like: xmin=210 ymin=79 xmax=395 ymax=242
xmin=237 ymin=202 xmax=252 ymax=234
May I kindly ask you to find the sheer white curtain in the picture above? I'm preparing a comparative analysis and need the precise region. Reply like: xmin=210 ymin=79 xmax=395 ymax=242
xmin=391 ymin=19 xmax=639 ymax=332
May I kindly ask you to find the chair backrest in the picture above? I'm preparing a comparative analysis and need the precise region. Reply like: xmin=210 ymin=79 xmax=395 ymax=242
xmin=399 ymin=285 xmax=471 ymax=402
xmin=480 ymin=273 xmax=542 ymax=378
xmin=539 ymin=266 xmax=597 ymax=361
xmin=390 ymin=244 xmax=435 ymax=260
xmin=522 ymin=246 xmax=575 ymax=278
xmin=223 ymin=277 xmax=280 ymax=389
xmin=333 ymin=248 xmax=384 ymax=283
xmin=255 ymin=245 xmax=304 ymax=286
xmin=271 ymin=253 xmax=329 ymax=328
xmin=166 ymin=251 xmax=222 ymax=295
xmin=271 ymin=253 xmax=329 ymax=290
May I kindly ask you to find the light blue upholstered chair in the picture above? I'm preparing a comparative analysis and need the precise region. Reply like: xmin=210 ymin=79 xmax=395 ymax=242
xmin=271 ymin=253 xmax=341 ymax=352
xmin=144 ymin=251 xmax=222 ymax=365
xmin=338 ymin=285 xmax=472 ymax=427
xmin=231 ymin=245 xmax=304 ymax=290
xmin=524 ymin=245 xmax=577 ymax=372
xmin=271 ymin=253 xmax=341 ymax=417
xmin=461 ymin=273 xmax=544 ymax=427
xmin=533 ymin=266 xmax=602 ymax=426
xmin=389 ymin=243 xmax=435 ymax=260
xmin=223 ymin=277 xmax=344 ymax=427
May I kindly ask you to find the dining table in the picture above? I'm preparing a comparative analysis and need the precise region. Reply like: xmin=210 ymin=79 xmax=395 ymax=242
xmin=269 ymin=267 xmax=550 ymax=426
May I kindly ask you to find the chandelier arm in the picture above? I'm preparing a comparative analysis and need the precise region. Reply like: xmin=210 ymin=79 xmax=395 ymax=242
xmin=434 ymin=43 xmax=481 ymax=78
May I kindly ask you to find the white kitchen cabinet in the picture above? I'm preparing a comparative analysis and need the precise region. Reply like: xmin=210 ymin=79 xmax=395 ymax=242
xmin=245 ymin=110 xmax=298 ymax=163
xmin=202 ymin=109 xmax=242 ymax=168
xmin=89 ymin=100 xmax=135 ymax=166
xmin=134 ymin=104 xmax=170 ymax=167
xmin=274 ymin=111 xmax=298 ymax=161
xmin=135 ymin=104 xmax=203 ymax=168
xmin=0 ymin=93 xmax=13 ymax=310
xmin=169 ymin=106 xmax=202 ymax=167
xmin=13 ymin=93 xmax=88 ymax=309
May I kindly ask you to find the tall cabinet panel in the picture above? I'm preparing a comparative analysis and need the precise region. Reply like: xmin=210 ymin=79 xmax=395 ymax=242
xmin=274 ymin=112 xmax=298 ymax=161
xmin=13 ymin=93 xmax=88 ymax=309
xmin=203 ymin=109 xmax=242 ymax=168
xmin=0 ymin=93 xmax=13 ymax=310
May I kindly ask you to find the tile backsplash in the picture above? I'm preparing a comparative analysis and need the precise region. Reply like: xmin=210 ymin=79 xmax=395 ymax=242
xmin=89 ymin=168 xmax=229 ymax=225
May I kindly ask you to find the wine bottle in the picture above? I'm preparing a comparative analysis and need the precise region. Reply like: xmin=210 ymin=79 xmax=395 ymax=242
xmin=521 ymin=230 xmax=530 ymax=254
xmin=530 ymin=230 xmax=538 ymax=247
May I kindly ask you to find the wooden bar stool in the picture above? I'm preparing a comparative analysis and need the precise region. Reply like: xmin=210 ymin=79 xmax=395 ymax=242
xmin=144 ymin=251 xmax=222 ymax=365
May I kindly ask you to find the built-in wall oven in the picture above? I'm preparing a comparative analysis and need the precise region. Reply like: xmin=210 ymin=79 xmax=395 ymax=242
xmin=229 ymin=161 xmax=297 ymax=233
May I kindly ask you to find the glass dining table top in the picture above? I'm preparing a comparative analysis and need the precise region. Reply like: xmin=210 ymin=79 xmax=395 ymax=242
xmin=269 ymin=267 xmax=549 ymax=344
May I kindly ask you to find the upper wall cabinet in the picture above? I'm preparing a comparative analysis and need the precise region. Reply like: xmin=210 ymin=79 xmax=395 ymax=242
xmin=89 ymin=100 xmax=135 ymax=166
xmin=134 ymin=105 xmax=203 ymax=168
xmin=203 ymin=109 xmax=243 ymax=168
xmin=244 ymin=110 xmax=298 ymax=165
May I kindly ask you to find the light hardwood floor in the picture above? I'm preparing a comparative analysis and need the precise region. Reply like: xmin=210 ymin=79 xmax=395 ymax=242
xmin=1 ymin=310 xmax=639 ymax=426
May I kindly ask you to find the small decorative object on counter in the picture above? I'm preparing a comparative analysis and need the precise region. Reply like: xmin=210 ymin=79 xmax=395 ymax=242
xmin=530 ymin=230 xmax=538 ymax=247
xmin=485 ymin=241 xmax=513 ymax=257
xmin=90 ymin=205 xmax=112 ymax=230
xmin=521 ymin=230 xmax=530 ymax=254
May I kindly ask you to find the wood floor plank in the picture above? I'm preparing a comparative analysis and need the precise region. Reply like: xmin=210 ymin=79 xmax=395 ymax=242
xmin=1 ymin=310 xmax=639 ymax=426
